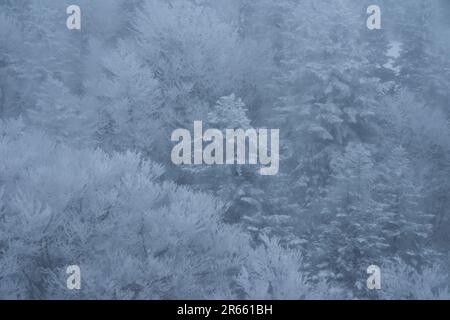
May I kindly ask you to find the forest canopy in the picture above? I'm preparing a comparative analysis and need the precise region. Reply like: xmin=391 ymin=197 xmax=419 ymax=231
xmin=0 ymin=0 xmax=450 ymax=299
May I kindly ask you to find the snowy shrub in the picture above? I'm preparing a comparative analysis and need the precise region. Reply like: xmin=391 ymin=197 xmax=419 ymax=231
xmin=380 ymin=261 xmax=450 ymax=300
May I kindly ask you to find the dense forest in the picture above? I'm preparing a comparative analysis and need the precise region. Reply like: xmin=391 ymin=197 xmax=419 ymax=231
xmin=1 ymin=0 xmax=450 ymax=299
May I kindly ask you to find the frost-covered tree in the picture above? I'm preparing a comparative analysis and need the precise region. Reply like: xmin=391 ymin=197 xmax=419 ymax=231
xmin=0 ymin=6 xmax=28 ymax=118
xmin=0 ymin=120 xmax=324 ymax=299
xmin=380 ymin=262 xmax=450 ymax=300
xmin=84 ymin=41 xmax=165 ymax=155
